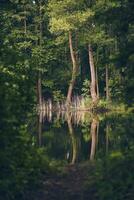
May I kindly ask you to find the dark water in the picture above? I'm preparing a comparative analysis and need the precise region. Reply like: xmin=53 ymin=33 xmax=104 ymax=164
xmin=1 ymin=111 xmax=134 ymax=199
xmin=37 ymin=111 xmax=134 ymax=164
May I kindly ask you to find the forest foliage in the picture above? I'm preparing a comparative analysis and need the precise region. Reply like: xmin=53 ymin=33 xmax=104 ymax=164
xmin=0 ymin=0 xmax=134 ymax=109
xmin=0 ymin=0 xmax=134 ymax=199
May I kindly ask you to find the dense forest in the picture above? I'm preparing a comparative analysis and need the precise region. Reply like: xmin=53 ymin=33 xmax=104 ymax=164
xmin=0 ymin=0 xmax=134 ymax=200
xmin=1 ymin=0 xmax=134 ymax=109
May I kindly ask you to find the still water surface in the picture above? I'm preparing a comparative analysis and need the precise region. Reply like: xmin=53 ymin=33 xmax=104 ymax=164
xmin=36 ymin=111 xmax=134 ymax=164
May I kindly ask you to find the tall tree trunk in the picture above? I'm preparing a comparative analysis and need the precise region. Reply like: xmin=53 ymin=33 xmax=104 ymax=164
xmin=39 ymin=1 xmax=43 ymax=46
xmin=24 ymin=6 xmax=27 ymax=35
xmin=95 ymin=48 xmax=99 ymax=98
xmin=37 ymin=72 xmax=42 ymax=106
xmin=23 ymin=4 xmax=27 ymax=53
xmin=96 ymin=65 xmax=99 ymax=98
xmin=106 ymin=64 xmax=109 ymax=101
xmin=66 ymin=31 xmax=77 ymax=107
xmin=37 ymin=1 xmax=42 ymax=107
xmin=88 ymin=44 xmax=98 ymax=105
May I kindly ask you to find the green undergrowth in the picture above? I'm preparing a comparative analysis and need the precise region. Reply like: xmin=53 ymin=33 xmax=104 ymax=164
xmin=80 ymin=97 xmax=134 ymax=114
xmin=84 ymin=149 xmax=134 ymax=200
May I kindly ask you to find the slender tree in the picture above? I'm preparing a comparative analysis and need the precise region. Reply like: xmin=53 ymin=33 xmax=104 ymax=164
xmin=66 ymin=31 xmax=77 ymax=105
xmin=106 ymin=64 xmax=109 ymax=101
xmin=37 ymin=0 xmax=43 ymax=107
xmin=48 ymin=0 xmax=92 ymax=107
xmin=88 ymin=44 xmax=98 ymax=105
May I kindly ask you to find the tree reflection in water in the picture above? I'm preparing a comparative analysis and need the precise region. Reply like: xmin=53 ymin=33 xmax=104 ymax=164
xmin=90 ymin=117 xmax=99 ymax=160
xmin=38 ymin=110 xmax=134 ymax=165
xmin=67 ymin=112 xmax=78 ymax=164
xmin=38 ymin=112 xmax=42 ymax=147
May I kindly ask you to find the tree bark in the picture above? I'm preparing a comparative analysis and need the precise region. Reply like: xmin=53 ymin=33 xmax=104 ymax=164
xmin=88 ymin=44 xmax=98 ymax=105
xmin=96 ymin=65 xmax=99 ymax=98
xmin=22 ymin=2 xmax=27 ymax=35
xmin=39 ymin=1 xmax=43 ymax=46
xmin=23 ymin=4 xmax=27 ymax=53
xmin=37 ymin=1 xmax=42 ymax=107
xmin=95 ymin=48 xmax=99 ymax=98
xmin=37 ymin=71 xmax=42 ymax=106
xmin=66 ymin=31 xmax=77 ymax=107
xmin=106 ymin=65 xmax=109 ymax=101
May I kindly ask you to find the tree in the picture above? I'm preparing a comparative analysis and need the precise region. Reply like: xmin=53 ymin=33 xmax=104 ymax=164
xmin=88 ymin=44 xmax=98 ymax=105
xmin=48 ymin=0 xmax=93 ymax=106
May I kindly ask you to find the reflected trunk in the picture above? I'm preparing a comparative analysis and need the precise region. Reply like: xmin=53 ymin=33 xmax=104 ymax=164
xmin=90 ymin=118 xmax=99 ymax=160
xmin=67 ymin=113 xmax=77 ymax=164
xmin=106 ymin=123 xmax=110 ymax=154
xmin=38 ymin=113 xmax=42 ymax=147
xmin=96 ymin=119 xmax=99 ymax=151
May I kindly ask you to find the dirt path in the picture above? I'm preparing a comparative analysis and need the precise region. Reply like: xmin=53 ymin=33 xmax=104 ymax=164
xmin=34 ymin=163 xmax=95 ymax=200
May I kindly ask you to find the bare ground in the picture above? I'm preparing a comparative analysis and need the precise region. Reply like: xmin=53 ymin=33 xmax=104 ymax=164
xmin=32 ymin=162 xmax=96 ymax=200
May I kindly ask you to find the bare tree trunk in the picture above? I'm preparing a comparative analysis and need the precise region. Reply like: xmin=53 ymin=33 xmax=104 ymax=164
xmin=96 ymin=65 xmax=99 ymax=98
xmin=37 ymin=72 xmax=42 ymax=106
xmin=106 ymin=65 xmax=109 ymax=101
xmin=90 ymin=118 xmax=98 ymax=160
xmin=39 ymin=1 xmax=43 ymax=46
xmin=37 ymin=1 xmax=42 ymax=107
xmin=23 ymin=4 xmax=27 ymax=53
xmin=24 ymin=9 xmax=27 ymax=35
xmin=88 ymin=44 xmax=98 ymax=105
xmin=66 ymin=32 xmax=77 ymax=107
xmin=95 ymin=48 xmax=99 ymax=98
